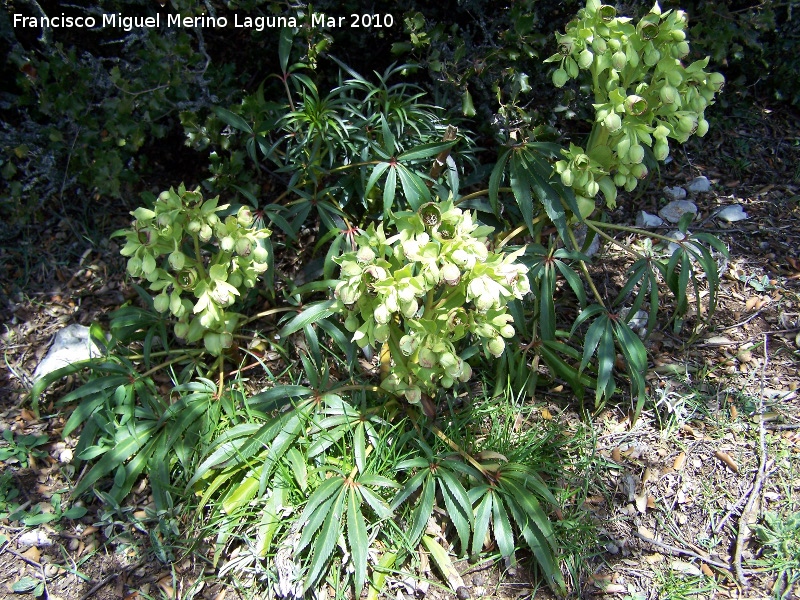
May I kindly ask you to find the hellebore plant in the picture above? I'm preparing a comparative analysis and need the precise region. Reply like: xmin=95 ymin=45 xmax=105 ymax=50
xmin=545 ymin=0 xmax=724 ymax=215
xmin=334 ymin=201 xmax=530 ymax=406
xmin=117 ymin=185 xmax=271 ymax=355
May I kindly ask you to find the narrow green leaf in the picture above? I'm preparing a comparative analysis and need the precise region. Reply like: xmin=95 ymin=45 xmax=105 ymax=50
xmin=407 ymin=476 xmax=435 ymax=546
xmin=214 ymin=107 xmax=253 ymax=134
xmin=72 ymin=422 xmax=156 ymax=498
xmin=509 ymin=154 xmax=535 ymax=235
xmin=471 ymin=491 xmax=493 ymax=558
xmin=398 ymin=140 xmax=457 ymax=162
xmin=278 ymin=27 xmax=293 ymax=74
xmin=383 ymin=166 xmax=397 ymax=216
xmin=347 ymin=491 xmax=368 ymax=593
xmin=354 ymin=423 xmax=366 ymax=474
xmin=304 ymin=488 xmax=345 ymax=591
xmin=396 ymin=165 xmax=430 ymax=210
xmin=488 ymin=150 xmax=511 ymax=217
xmin=279 ymin=299 xmax=337 ymax=337
xmin=491 ymin=492 xmax=515 ymax=563
xmin=390 ymin=469 xmax=427 ymax=511
xmin=365 ymin=161 xmax=391 ymax=199
xmin=437 ymin=470 xmax=472 ymax=555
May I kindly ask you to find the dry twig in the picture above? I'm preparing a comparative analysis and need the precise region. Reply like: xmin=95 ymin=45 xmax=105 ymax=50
xmin=731 ymin=335 xmax=774 ymax=587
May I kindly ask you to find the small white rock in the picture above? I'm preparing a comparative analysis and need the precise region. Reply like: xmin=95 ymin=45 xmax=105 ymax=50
xmin=58 ymin=448 xmax=74 ymax=464
xmin=686 ymin=176 xmax=712 ymax=193
xmin=636 ymin=210 xmax=664 ymax=228
xmin=663 ymin=186 xmax=687 ymax=202
xmin=18 ymin=529 xmax=53 ymax=548
xmin=659 ymin=200 xmax=698 ymax=224
xmin=33 ymin=324 xmax=106 ymax=381
xmin=665 ymin=230 xmax=689 ymax=253
xmin=715 ymin=204 xmax=749 ymax=222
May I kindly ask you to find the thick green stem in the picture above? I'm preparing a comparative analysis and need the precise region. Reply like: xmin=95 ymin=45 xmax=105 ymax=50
xmin=456 ymin=187 xmax=513 ymax=205
xmin=140 ymin=353 xmax=197 ymax=379
xmin=585 ymin=218 xmax=688 ymax=244
xmin=583 ymin=220 xmax=645 ymax=260
xmin=191 ymin=233 xmax=208 ymax=280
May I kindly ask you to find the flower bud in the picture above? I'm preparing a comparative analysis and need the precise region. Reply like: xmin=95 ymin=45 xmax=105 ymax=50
xmin=127 ymin=256 xmax=143 ymax=276
xmin=235 ymin=237 xmax=252 ymax=256
xmin=154 ymin=293 xmax=170 ymax=313
xmin=199 ymin=224 xmax=213 ymax=242
xmin=334 ymin=282 xmax=360 ymax=307
xmin=592 ymin=37 xmax=607 ymax=54
xmin=253 ymin=245 xmax=268 ymax=263
xmin=628 ymin=144 xmax=645 ymax=164
xmin=677 ymin=114 xmax=697 ymax=134
xmin=566 ymin=57 xmax=579 ymax=78
xmin=174 ymin=322 xmax=189 ymax=339
xmin=237 ymin=207 xmax=254 ymax=227
xmin=221 ymin=236 xmax=235 ymax=252
xmin=654 ymin=124 xmax=670 ymax=139
xmin=696 ymin=118 xmax=709 ymax=137
xmin=560 ymin=168 xmax=574 ymax=187
xmin=612 ymin=50 xmax=627 ymax=71
xmin=159 ymin=190 xmax=171 ymax=202
xmin=356 ymin=246 xmax=376 ymax=263
xmin=344 ymin=313 xmax=359 ymax=332
xmin=707 ymin=72 xmax=725 ymax=92
xmin=614 ymin=172 xmax=627 ymax=187
xmin=441 ymin=263 xmax=461 ymax=286
xmin=644 ymin=47 xmax=661 ymax=67
xmin=399 ymin=334 xmax=416 ymax=355
xmin=586 ymin=180 xmax=600 ymax=197
xmin=578 ymin=48 xmax=594 ymax=69
xmin=660 ymin=85 xmax=679 ymax=105
xmin=603 ymin=112 xmax=622 ymax=133
xmin=654 ymin=140 xmax=669 ymax=161
xmin=374 ymin=303 xmax=391 ymax=325
xmin=624 ymin=176 xmax=638 ymax=191
xmin=401 ymin=299 xmax=419 ymax=319
xmin=187 ymin=220 xmax=202 ymax=233
xmin=405 ymin=386 xmax=421 ymax=405
xmin=552 ymin=68 xmax=569 ymax=88
xmin=487 ymin=337 xmax=505 ymax=358
xmin=673 ymin=41 xmax=690 ymax=58
xmin=228 ymin=271 xmax=242 ymax=288
xmin=418 ymin=347 xmax=437 ymax=369
xmin=375 ymin=323 xmax=390 ymax=343
xmin=631 ymin=163 xmax=648 ymax=179
xmin=499 ymin=324 xmax=516 ymax=338
xmin=670 ymin=28 xmax=686 ymax=41
xmin=168 ymin=251 xmax=185 ymax=271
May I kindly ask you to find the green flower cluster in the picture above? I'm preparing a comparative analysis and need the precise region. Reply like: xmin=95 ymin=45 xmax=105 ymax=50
xmin=334 ymin=201 xmax=530 ymax=405
xmin=118 ymin=185 xmax=271 ymax=355
xmin=545 ymin=0 xmax=723 ymax=207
